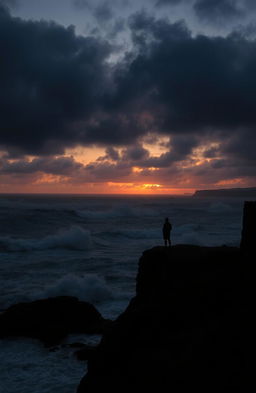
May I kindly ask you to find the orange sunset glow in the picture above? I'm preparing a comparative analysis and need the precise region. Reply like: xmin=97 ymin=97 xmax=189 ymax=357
xmin=0 ymin=136 xmax=253 ymax=195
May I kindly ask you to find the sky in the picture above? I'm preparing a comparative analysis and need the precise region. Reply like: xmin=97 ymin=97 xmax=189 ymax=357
xmin=0 ymin=0 xmax=256 ymax=194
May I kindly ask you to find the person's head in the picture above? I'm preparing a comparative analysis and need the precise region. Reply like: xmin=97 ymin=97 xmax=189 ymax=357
xmin=165 ymin=217 xmax=169 ymax=222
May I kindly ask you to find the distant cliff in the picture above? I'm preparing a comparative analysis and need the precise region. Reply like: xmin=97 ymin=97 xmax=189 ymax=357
xmin=193 ymin=187 xmax=256 ymax=197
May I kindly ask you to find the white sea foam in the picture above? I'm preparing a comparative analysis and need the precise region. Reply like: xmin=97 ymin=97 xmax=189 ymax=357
xmin=37 ymin=274 xmax=112 ymax=304
xmin=0 ymin=226 xmax=92 ymax=251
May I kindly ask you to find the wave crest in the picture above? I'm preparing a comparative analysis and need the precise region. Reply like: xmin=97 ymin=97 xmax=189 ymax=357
xmin=37 ymin=274 xmax=112 ymax=304
xmin=0 ymin=226 xmax=92 ymax=251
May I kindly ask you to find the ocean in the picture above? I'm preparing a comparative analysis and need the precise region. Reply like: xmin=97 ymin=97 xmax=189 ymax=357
xmin=0 ymin=194 xmax=245 ymax=393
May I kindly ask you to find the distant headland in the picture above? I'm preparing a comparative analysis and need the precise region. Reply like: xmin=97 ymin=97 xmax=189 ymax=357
xmin=193 ymin=187 xmax=256 ymax=197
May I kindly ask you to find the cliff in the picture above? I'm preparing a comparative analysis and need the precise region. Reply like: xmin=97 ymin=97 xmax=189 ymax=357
xmin=77 ymin=245 xmax=247 ymax=392
xmin=77 ymin=201 xmax=255 ymax=392
xmin=193 ymin=187 xmax=256 ymax=197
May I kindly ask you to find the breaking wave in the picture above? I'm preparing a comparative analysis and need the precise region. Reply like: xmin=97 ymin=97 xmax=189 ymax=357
xmin=37 ymin=274 xmax=112 ymax=304
xmin=0 ymin=226 xmax=92 ymax=252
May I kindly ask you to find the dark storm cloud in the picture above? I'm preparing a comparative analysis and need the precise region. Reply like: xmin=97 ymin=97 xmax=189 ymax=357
xmin=222 ymin=130 xmax=256 ymax=164
xmin=155 ymin=0 xmax=256 ymax=24
xmin=0 ymin=0 xmax=18 ymax=8
xmin=121 ymin=12 xmax=256 ymax=140
xmin=0 ymin=156 xmax=83 ymax=176
xmin=136 ymin=135 xmax=198 ymax=168
xmin=1 ymin=4 xmax=256 ymax=181
xmin=104 ymin=146 xmax=120 ymax=161
xmin=193 ymin=0 xmax=256 ymax=23
xmin=84 ymin=161 xmax=131 ymax=180
xmin=0 ymin=5 xmax=112 ymax=155
xmin=95 ymin=134 xmax=197 ymax=171
xmin=122 ymin=145 xmax=149 ymax=161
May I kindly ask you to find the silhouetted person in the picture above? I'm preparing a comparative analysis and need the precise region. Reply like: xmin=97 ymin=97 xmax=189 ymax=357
xmin=162 ymin=217 xmax=172 ymax=247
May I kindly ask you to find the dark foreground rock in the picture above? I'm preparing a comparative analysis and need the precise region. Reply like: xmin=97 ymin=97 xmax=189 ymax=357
xmin=77 ymin=245 xmax=248 ymax=392
xmin=0 ymin=296 xmax=110 ymax=345
xmin=74 ymin=344 xmax=98 ymax=361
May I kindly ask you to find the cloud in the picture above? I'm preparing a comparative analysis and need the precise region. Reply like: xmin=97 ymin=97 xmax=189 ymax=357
xmin=0 ymin=5 xmax=256 ymax=186
xmin=0 ymin=156 xmax=83 ymax=176
xmin=0 ymin=0 xmax=18 ymax=9
xmin=193 ymin=0 xmax=256 ymax=23
xmin=73 ymin=0 xmax=114 ymax=23
xmin=0 ymin=5 xmax=112 ymax=156
xmin=73 ymin=0 xmax=90 ymax=9
xmin=124 ymin=12 xmax=256 ymax=139
xmin=104 ymin=146 xmax=120 ymax=161
xmin=194 ymin=0 xmax=244 ymax=23
xmin=155 ymin=0 xmax=183 ymax=6
xmin=122 ymin=145 xmax=149 ymax=161
xmin=93 ymin=2 xmax=113 ymax=22
xmin=154 ymin=0 xmax=256 ymax=24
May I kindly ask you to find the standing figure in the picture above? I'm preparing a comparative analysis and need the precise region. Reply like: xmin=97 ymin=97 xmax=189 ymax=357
xmin=162 ymin=217 xmax=172 ymax=247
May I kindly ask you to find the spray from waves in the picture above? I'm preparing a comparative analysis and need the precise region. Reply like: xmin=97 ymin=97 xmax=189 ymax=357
xmin=36 ymin=274 xmax=113 ymax=304
xmin=0 ymin=226 xmax=92 ymax=252
xmin=76 ymin=204 xmax=157 ymax=219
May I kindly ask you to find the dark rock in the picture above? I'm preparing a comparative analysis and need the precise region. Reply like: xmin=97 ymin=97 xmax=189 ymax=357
xmin=77 ymin=245 xmax=247 ymax=392
xmin=49 ymin=342 xmax=88 ymax=353
xmin=67 ymin=342 xmax=87 ymax=349
xmin=0 ymin=296 xmax=110 ymax=345
xmin=240 ymin=201 xmax=256 ymax=255
xmin=74 ymin=345 xmax=98 ymax=361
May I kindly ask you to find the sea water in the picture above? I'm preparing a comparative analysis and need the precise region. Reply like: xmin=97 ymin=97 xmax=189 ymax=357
xmin=0 ymin=194 xmax=245 ymax=393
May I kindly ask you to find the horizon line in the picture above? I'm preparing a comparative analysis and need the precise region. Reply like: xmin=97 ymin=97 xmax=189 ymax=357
xmin=0 ymin=192 xmax=193 ymax=197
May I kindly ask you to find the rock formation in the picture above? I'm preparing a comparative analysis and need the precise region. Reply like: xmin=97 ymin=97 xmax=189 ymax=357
xmin=0 ymin=296 xmax=110 ymax=345
xmin=77 ymin=244 xmax=247 ymax=392
xmin=240 ymin=201 xmax=256 ymax=255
